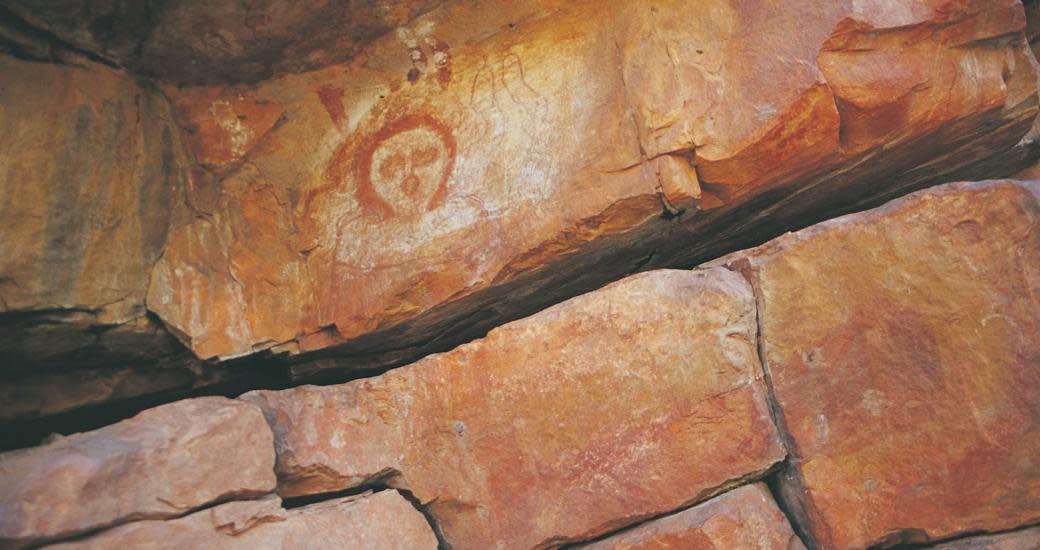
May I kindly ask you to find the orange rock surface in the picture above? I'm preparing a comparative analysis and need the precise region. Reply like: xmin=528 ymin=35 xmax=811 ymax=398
xmin=44 ymin=491 xmax=438 ymax=550
xmin=719 ymin=180 xmax=1040 ymax=549
xmin=166 ymin=87 xmax=285 ymax=169
xmin=0 ymin=397 xmax=276 ymax=548
xmin=0 ymin=55 xmax=189 ymax=371
xmin=575 ymin=483 xmax=804 ymax=550
xmin=242 ymin=269 xmax=784 ymax=549
xmin=148 ymin=0 xmax=1040 ymax=375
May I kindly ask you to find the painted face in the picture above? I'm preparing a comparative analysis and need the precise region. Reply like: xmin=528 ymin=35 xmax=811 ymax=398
xmin=368 ymin=124 xmax=451 ymax=219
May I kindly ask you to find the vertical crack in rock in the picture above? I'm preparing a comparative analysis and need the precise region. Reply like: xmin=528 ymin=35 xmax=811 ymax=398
xmin=241 ymin=269 xmax=787 ymax=548
xmin=395 ymin=488 xmax=453 ymax=550
xmin=717 ymin=260 xmax=827 ymax=550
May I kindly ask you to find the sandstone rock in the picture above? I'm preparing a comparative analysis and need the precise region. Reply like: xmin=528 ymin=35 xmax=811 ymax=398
xmin=0 ymin=397 xmax=276 ymax=547
xmin=149 ymin=0 xmax=1040 ymax=375
xmin=2 ymin=0 xmax=444 ymax=85
xmin=242 ymin=269 xmax=785 ymax=549
xmin=0 ymin=54 xmax=188 ymax=372
xmin=718 ymin=180 xmax=1040 ymax=549
xmin=575 ymin=483 xmax=804 ymax=550
xmin=44 ymin=490 xmax=438 ymax=550
xmin=165 ymin=86 xmax=284 ymax=169
xmin=928 ymin=527 xmax=1040 ymax=550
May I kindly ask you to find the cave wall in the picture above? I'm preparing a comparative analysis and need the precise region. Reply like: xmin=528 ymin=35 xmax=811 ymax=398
xmin=1 ymin=0 xmax=1039 ymax=549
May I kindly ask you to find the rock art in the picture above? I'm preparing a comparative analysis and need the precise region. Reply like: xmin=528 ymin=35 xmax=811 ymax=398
xmin=0 ymin=397 xmax=276 ymax=548
xmin=243 ymin=269 xmax=785 ymax=549
xmin=148 ymin=0 xmax=1040 ymax=378
xmin=718 ymin=180 xmax=1040 ymax=549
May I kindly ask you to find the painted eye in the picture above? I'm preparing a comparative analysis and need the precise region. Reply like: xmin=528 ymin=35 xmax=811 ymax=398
xmin=379 ymin=150 xmax=406 ymax=181
xmin=411 ymin=146 xmax=440 ymax=167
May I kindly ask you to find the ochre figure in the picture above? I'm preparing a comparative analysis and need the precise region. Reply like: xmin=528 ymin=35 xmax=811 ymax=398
xmin=352 ymin=114 xmax=456 ymax=221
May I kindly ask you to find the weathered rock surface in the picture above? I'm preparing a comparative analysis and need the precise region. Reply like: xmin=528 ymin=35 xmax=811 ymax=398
xmin=0 ymin=397 xmax=276 ymax=547
xmin=1 ymin=0 xmax=444 ymax=86
xmin=0 ymin=54 xmax=188 ymax=374
xmin=149 ymin=0 xmax=1040 ymax=376
xmin=165 ymin=86 xmax=285 ymax=170
xmin=719 ymin=180 xmax=1040 ymax=549
xmin=575 ymin=483 xmax=804 ymax=550
xmin=45 ymin=490 xmax=438 ymax=550
xmin=242 ymin=269 xmax=785 ymax=549
xmin=928 ymin=527 xmax=1040 ymax=550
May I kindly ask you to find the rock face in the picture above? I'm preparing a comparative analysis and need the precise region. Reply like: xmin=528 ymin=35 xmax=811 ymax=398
xmin=1 ymin=0 xmax=445 ymax=86
xmin=2 ymin=0 xmax=1040 ymax=548
xmin=44 ymin=490 xmax=438 ymax=550
xmin=928 ymin=527 xmax=1040 ymax=550
xmin=242 ymin=269 xmax=785 ymax=549
xmin=719 ymin=180 xmax=1040 ymax=549
xmin=147 ymin=0 xmax=1040 ymax=376
xmin=0 ymin=397 xmax=276 ymax=547
xmin=575 ymin=483 xmax=804 ymax=550
xmin=0 ymin=54 xmax=188 ymax=375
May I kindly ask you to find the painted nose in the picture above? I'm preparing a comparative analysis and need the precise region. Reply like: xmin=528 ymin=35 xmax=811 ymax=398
xmin=401 ymin=173 xmax=422 ymax=196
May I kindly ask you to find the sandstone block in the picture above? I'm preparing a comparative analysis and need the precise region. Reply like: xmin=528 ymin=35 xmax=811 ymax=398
xmin=575 ymin=483 xmax=805 ymax=550
xmin=243 ymin=268 xmax=785 ymax=549
xmin=44 ymin=490 xmax=438 ymax=550
xmin=0 ymin=397 xmax=276 ymax=547
xmin=719 ymin=180 xmax=1040 ymax=549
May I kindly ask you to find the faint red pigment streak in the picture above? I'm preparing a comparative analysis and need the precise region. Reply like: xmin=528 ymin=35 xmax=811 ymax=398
xmin=316 ymin=85 xmax=346 ymax=126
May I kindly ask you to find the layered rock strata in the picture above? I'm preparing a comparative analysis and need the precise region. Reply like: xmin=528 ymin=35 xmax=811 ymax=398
xmin=3 ymin=0 xmax=1040 ymax=424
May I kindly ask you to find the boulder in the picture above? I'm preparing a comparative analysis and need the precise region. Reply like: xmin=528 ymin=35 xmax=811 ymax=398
xmin=242 ymin=269 xmax=785 ymax=549
xmin=575 ymin=483 xmax=804 ymax=550
xmin=718 ymin=180 xmax=1040 ymax=549
xmin=148 ymin=0 xmax=1040 ymax=377
xmin=44 ymin=490 xmax=438 ymax=550
xmin=0 ymin=397 xmax=276 ymax=547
